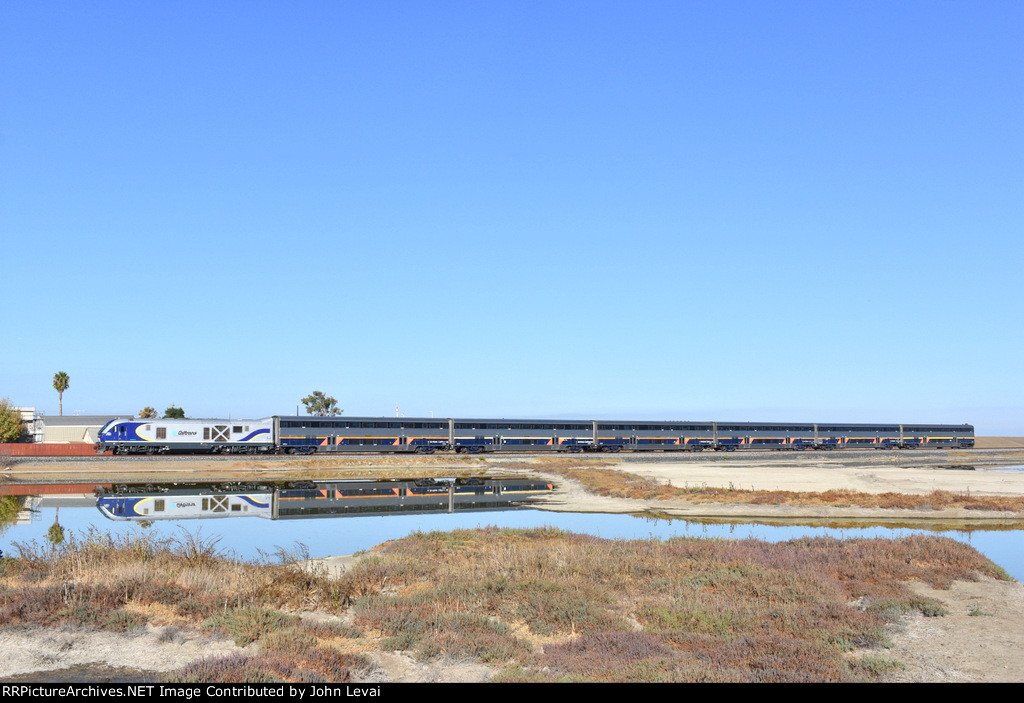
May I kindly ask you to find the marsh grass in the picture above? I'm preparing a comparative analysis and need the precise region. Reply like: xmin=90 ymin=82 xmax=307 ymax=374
xmin=552 ymin=467 xmax=1024 ymax=512
xmin=0 ymin=522 xmax=1010 ymax=683
xmin=166 ymin=649 xmax=367 ymax=684
xmin=203 ymin=607 xmax=298 ymax=647
xmin=0 ymin=527 xmax=363 ymax=682
xmin=339 ymin=527 xmax=1009 ymax=682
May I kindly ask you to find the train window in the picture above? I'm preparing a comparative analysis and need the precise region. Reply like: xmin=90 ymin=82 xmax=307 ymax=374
xmin=145 ymin=425 xmax=151 ymax=431
xmin=204 ymin=428 xmax=210 ymax=440
xmin=154 ymin=500 xmax=165 ymax=512
xmin=156 ymin=428 xmax=166 ymax=439
xmin=233 ymin=426 xmax=243 ymax=434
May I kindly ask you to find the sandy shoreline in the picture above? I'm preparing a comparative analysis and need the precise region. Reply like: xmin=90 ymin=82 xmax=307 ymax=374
xmin=528 ymin=451 xmax=1024 ymax=524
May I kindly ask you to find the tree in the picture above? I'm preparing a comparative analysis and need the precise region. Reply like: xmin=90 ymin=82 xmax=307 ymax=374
xmin=301 ymin=391 xmax=342 ymax=416
xmin=46 ymin=508 xmax=65 ymax=547
xmin=0 ymin=495 xmax=26 ymax=536
xmin=52 ymin=372 xmax=69 ymax=416
xmin=0 ymin=397 xmax=22 ymax=443
xmin=163 ymin=405 xmax=186 ymax=419
xmin=138 ymin=407 xmax=157 ymax=419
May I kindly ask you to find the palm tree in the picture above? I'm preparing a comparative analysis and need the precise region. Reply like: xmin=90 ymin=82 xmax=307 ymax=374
xmin=52 ymin=372 xmax=69 ymax=416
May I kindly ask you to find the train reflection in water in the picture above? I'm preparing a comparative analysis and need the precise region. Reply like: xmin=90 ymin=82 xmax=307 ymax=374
xmin=94 ymin=478 xmax=556 ymax=522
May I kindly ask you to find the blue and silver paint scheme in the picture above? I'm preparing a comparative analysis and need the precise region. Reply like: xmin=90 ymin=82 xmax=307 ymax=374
xmin=97 ymin=492 xmax=273 ymax=520
xmin=96 ymin=418 xmax=274 ymax=454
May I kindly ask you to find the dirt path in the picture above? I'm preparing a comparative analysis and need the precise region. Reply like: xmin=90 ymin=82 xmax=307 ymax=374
xmin=877 ymin=577 xmax=1024 ymax=682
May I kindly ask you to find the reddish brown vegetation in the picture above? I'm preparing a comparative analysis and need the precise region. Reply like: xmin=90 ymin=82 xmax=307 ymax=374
xmin=0 ymin=523 xmax=1009 ymax=682
xmin=339 ymin=527 xmax=1007 ymax=682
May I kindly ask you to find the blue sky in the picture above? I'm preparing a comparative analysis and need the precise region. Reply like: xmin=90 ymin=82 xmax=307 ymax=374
xmin=2 ymin=2 xmax=1021 ymax=433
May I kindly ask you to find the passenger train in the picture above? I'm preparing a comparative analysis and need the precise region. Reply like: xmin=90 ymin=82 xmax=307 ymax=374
xmin=95 ymin=415 xmax=975 ymax=455
xmin=94 ymin=478 xmax=556 ymax=521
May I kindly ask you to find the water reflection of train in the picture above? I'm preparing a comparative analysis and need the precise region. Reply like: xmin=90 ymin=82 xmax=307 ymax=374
xmin=94 ymin=478 xmax=556 ymax=522
xmin=95 ymin=416 xmax=976 ymax=455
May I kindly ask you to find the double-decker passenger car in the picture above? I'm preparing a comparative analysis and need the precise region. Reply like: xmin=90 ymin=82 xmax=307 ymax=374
xmin=275 ymin=416 xmax=451 ymax=453
xmin=271 ymin=416 xmax=975 ymax=453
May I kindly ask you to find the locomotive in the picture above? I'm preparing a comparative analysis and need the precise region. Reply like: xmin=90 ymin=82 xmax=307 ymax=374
xmin=95 ymin=415 xmax=975 ymax=455
xmin=96 ymin=418 xmax=275 ymax=454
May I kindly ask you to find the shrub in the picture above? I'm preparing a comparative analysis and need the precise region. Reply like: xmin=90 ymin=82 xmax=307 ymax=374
xmin=847 ymin=655 xmax=906 ymax=679
xmin=203 ymin=607 xmax=297 ymax=647
xmin=165 ymin=649 xmax=367 ymax=684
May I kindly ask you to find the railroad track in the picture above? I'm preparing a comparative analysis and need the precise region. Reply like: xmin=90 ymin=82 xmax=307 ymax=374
xmin=6 ymin=447 xmax=1018 ymax=465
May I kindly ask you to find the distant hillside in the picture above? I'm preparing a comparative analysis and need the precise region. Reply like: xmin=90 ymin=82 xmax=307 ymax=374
xmin=975 ymin=437 xmax=1024 ymax=449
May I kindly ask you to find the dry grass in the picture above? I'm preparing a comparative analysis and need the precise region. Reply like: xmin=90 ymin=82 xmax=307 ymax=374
xmin=0 ymin=522 xmax=1011 ymax=683
xmin=337 ymin=526 xmax=1009 ymax=682
xmin=170 ymin=649 xmax=366 ymax=684
xmin=551 ymin=467 xmax=1024 ymax=512
xmin=0 ymin=526 xmax=367 ymax=682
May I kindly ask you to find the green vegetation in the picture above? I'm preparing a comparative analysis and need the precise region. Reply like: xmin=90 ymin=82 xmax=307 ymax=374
xmin=0 ymin=524 xmax=1009 ymax=683
xmin=0 ymin=495 xmax=25 ymax=537
xmin=301 ymin=391 xmax=342 ymax=417
xmin=45 ymin=520 xmax=65 ymax=547
xmin=163 ymin=405 xmax=186 ymax=419
xmin=0 ymin=397 xmax=22 ymax=443
xmin=52 ymin=372 xmax=69 ymax=416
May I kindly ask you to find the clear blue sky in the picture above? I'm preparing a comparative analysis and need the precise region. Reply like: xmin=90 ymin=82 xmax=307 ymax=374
xmin=2 ymin=2 xmax=1021 ymax=433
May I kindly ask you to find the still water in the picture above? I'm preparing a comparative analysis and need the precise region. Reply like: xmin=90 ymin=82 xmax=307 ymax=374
xmin=6 ymin=498 xmax=1023 ymax=583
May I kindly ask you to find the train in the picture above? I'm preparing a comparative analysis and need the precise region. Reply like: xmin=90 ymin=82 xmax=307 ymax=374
xmin=94 ymin=478 xmax=556 ymax=521
xmin=95 ymin=415 xmax=976 ymax=455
